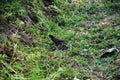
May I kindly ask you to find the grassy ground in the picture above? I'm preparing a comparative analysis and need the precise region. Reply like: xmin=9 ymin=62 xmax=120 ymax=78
xmin=0 ymin=0 xmax=120 ymax=80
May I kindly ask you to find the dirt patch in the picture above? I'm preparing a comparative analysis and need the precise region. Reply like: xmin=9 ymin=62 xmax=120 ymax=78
xmin=0 ymin=24 xmax=33 ymax=45
xmin=0 ymin=24 xmax=31 ymax=63
xmin=99 ymin=14 xmax=120 ymax=27
xmin=21 ymin=1 xmax=39 ymax=24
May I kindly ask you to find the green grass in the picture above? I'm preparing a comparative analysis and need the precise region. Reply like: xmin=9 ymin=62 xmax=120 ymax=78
xmin=0 ymin=0 xmax=120 ymax=80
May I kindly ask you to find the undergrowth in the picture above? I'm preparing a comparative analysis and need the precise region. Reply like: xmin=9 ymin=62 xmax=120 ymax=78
xmin=0 ymin=0 xmax=120 ymax=80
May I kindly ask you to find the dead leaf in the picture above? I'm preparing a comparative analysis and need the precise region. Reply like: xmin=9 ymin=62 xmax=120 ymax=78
xmin=73 ymin=76 xmax=80 ymax=80
xmin=25 ymin=15 xmax=34 ymax=25
xmin=19 ymin=32 xmax=31 ymax=45
xmin=100 ymin=47 xmax=117 ymax=58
